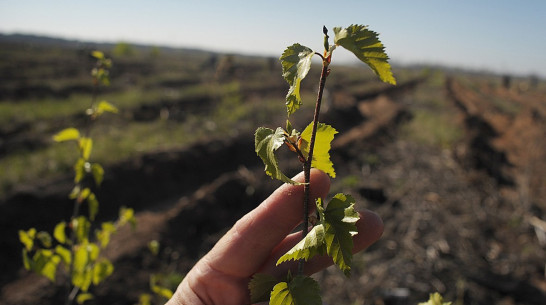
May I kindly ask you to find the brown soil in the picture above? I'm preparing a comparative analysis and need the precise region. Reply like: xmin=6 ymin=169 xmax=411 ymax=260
xmin=1 ymin=75 xmax=545 ymax=305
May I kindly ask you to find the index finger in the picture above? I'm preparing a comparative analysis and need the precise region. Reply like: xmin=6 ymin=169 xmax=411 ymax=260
xmin=204 ymin=169 xmax=330 ymax=278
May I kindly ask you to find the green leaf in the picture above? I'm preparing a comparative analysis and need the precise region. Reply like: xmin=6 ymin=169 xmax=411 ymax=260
xmin=93 ymin=259 xmax=114 ymax=285
xmin=32 ymin=249 xmax=60 ymax=282
xmin=36 ymin=231 xmax=52 ymax=248
xmin=96 ymin=100 xmax=118 ymax=115
xmin=96 ymin=222 xmax=116 ymax=248
xmin=91 ymin=50 xmax=104 ymax=59
xmin=300 ymin=122 xmax=338 ymax=178
xmin=280 ymin=43 xmax=314 ymax=115
xmin=74 ymin=158 xmax=86 ymax=183
xmin=76 ymin=292 xmax=94 ymax=304
xmin=333 ymin=25 xmax=396 ymax=85
xmin=19 ymin=228 xmax=36 ymax=251
xmin=277 ymin=224 xmax=326 ymax=265
xmin=270 ymin=275 xmax=322 ymax=305
xmin=87 ymin=192 xmax=99 ymax=221
xmin=320 ymin=194 xmax=360 ymax=276
xmin=53 ymin=222 xmax=67 ymax=244
xmin=91 ymin=163 xmax=104 ymax=186
xmin=22 ymin=249 xmax=31 ymax=270
xmin=55 ymin=245 xmax=71 ymax=266
xmin=249 ymin=273 xmax=279 ymax=303
xmin=151 ymin=285 xmax=174 ymax=300
xmin=73 ymin=244 xmax=89 ymax=273
xmin=73 ymin=216 xmax=91 ymax=243
xmin=148 ymin=240 xmax=160 ymax=256
xmin=418 ymin=292 xmax=452 ymax=305
xmin=138 ymin=294 xmax=152 ymax=305
xmin=255 ymin=127 xmax=302 ymax=185
xmin=119 ymin=207 xmax=137 ymax=229
xmin=53 ymin=128 xmax=80 ymax=142
xmin=79 ymin=137 xmax=93 ymax=161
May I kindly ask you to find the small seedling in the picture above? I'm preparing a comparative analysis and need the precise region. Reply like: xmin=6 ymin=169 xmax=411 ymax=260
xmin=18 ymin=51 xmax=136 ymax=305
xmin=250 ymin=25 xmax=396 ymax=304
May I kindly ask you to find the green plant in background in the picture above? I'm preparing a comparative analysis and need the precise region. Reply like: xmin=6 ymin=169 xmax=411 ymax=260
xmin=250 ymin=25 xmax=395 ymax=304
xmin=137 ymin=240 xmax=185 ymax=305
xmin=418 ymin=292 xmax=452 ymax=305
xmin=18 ymin=51 xmax=136 ymax=305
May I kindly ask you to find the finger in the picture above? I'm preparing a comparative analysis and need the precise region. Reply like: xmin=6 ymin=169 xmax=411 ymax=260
xmin=260 ymin=209 xmax=384 ymax=277
xmin=203 ymin=169 xmax=331 ymax=278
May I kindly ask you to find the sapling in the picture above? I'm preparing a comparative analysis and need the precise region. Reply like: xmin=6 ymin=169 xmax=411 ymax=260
xmin=250 ymin=25 xmax=396 ymax=304
xmin=18 ymin=51 xmax=136 ymax=305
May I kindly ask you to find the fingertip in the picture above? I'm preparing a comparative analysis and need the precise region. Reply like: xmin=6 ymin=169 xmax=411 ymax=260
xmin=353 ymin=210 xmax=384 ymax=253
xmin=309 ymin=169 xmax=331 ymax=198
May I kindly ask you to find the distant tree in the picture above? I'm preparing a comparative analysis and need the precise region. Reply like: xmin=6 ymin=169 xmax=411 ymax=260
xmin=113 ymin=42 xmax=135 ymax=57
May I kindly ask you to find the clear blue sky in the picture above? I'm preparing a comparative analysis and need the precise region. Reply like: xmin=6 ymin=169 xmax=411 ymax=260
xmin=1 ymin=0 xmax=545 ymax=77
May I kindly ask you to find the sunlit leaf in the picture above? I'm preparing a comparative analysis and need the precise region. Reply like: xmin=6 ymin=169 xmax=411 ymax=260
xmin=79 ymin=137 xmax=93 ymax=161
xmin=73 ymin=216 xmax=91 ymax=243
xmin=91 ymin=163 xmax=104 ymax=186
xmin=280 ymin=43 xmax=314 ymax=115
xmin=55 ymin=245 xmax=71 ymax=266
xmin=91 ymin=50 xmax=104 ymax=59
xmin=270 ymin=275 xmax=322 ymax=305
xmin=53 ymin=128 xmax=80 ymax=142
xmin=96 ymin=100 xmax=118 ymax=115
xmin=333 ymin=25 xmax=396 ymax=85
xmin=54 ymin=222 xmax=67 ymax=244
xmin=96 ymin=222 xmax=116 ymax=248
xmin=119 ymin=207 xmax=136 ymax=229
xmin=76 ymin=292 xmax=94 ymax=304
xmin=78 ymin=187 xmax=91 ymax=203
xmin=19 ymin=228 xmax=36 ymax=251
xmin=319 ymin=194 xmax=359 ymax=276
xmin=300 ymin=122 xmax=338 ymax=177
xmin=36 ymin=231 xmax=52 ymax=248
xmin=88 ymin=243 xmax=100 ymax=262
xmin=74 ymin=158 xmax=86 ymax=183
xmin=255 ymin=127 xmax=301 ymax=185
xmin=277 ymin=224 xmax=326 ymax=265
xmin=249 ymin=273 xmax=279 ymax=303
xmin=418 ymin=292 xmax=452 ymax=305
xmin=151 ymin=284 xmax=174 ymax=300
xmin=93 ymin=259 xmax=114 ymax=285
xmin=32 ymin=249 xmax=60 ymax=282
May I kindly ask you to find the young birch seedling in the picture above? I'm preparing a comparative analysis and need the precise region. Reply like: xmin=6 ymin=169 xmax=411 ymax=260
xmin=18 ymin=51 xmax=136 ymax=305
xmin=250 ymin=25 xmax=396 ymax=304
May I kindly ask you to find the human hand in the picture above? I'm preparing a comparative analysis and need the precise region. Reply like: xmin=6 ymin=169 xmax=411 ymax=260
xmin=166 ymin=169 xmax=384 ymax=305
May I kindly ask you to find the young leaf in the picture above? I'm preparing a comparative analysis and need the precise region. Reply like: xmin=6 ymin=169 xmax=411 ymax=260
xmin=249 ymin=273 xmax=279 ymax=303
xmin=76 ymin=293 xmax=94 ymax=304
xmin=55 ymin=245 xmax=71 ymax=266
xmin=19 ymin=228 xmax=36 ymax=251
xmin=300 ymin=122 xmax=338 ymax=177
xmin=119 ymin=206 xmax=137 ymax=229
xmin=79 ymin=137 xmax=93 ymax=161
xmin=32 ymin=249 xmax=61 ymax=282
xmin=53 ymin=222 xmax=67 ymax=244
xmin=87 ymin=192 xmax=99 ymax=221
xmin=333 ymin=25 xmax=396 ymax=85
xmin=91 ymin=163 xmax=104 ymax=186
xmin=255 ymin=127 xmax=302 ymax=185
xmin=36 ymin=231 xmax=53 ymax=248
xmin=320 ymin=194 xmax=360 ymax=276
xmin=73 ymin=216 xmax=91 ymax=243
xmin=22 ymin=249 xmax=32 ymax=270
xmin=276 ymin=224 xmax=326 ymax=265
xmin=96 ymin=222 xmax=116 ymax=248
xmin=91 ymin=50 xmax=105 ymax=59
xmin=96 ymin=100 xmax=119 ymax=115
xmin=53 ymin=128 xmax=80 ymax=142
xmin=74 ymin=158 xmax=86 ymax=183
xmin=270 ymin=275 xmax=322 ymax=305
xmin=92 ymin=259 xmax=114 ymax=285
xmin=418 ymin=292 xmax=452 ymax=305
xmin=280 ymin=43 xmax=314 ymax=115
